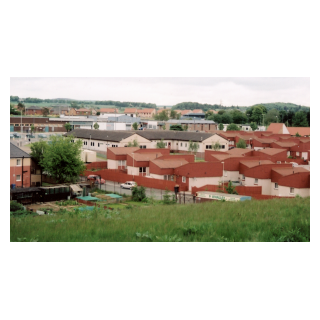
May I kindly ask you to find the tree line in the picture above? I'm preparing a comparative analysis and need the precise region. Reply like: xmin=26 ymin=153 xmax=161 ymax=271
xmin=95 ymin=100 xmax=157 ymax=109
xmin=205 ymin=105 xmax=310 ymax=127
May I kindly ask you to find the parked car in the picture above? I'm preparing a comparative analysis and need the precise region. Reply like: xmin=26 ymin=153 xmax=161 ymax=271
xmin=26 ymin=134 xmax=35 ymax=138
xmin=12 ymin=133 xmax=21 ymax=138
xmin=94 ymin=178 xmax=106 ymax=185
xmin=87 ymin=175 xmax=105 ymax=184
xmin=10 ymin=134 xmax=14 ymax=138
xmin=120 ymin=181 xmax=137 ymax=190
xmin=38 ymin=134 xmax=47 ymax=138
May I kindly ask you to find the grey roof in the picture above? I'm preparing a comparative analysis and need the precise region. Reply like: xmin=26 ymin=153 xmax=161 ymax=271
xmin=10 ymin=143 xmax=31 ymax=158
xmin=64 ymin=129 xmax=135 ymax=142
xmin=10 ymin=187 xmax=41 ymax=194
xmin=107 ymin=115 xmax=141 ymax=123
xmin=137 ymin=130 xmax=218 ymax=142
xmin=27 ymin=106 xmax=42 ymax=110
xmin=65 ymin=129 xmax=224 ymax=143
xmin=167 ymin=120 xmax=216 ymax=124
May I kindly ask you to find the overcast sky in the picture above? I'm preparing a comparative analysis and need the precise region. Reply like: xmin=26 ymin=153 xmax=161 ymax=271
xmin=10 ymin=77 xmax=310 ymax=106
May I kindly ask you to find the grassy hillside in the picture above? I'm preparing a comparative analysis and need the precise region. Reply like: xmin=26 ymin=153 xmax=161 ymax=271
xmin=10 ymin=197 xmax=310 ymax=242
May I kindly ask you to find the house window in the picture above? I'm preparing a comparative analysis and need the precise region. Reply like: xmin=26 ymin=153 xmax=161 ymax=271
xmin=296 ymin=152 xmax=300 ymax=156
xmin=181 ymin=143 xmax=182 ymax=147
xmin=139 ymin=167 xmax=146 ymax=173
xmin=16 ymin=159 xmax=21 ymax=166
xmin=164 ymin=175 xmax=168 ymax=180
xmin=206 ymin=145 xmax=212 ymax=149
xmin=242 ymin=175 xmax=245 ymax=180
xmin=171 ymin=175 xmax=174 ymax=181
xmin=83 ymin=141 xmax=87 ymax=145
xmin=275 ymin=183 xmax=278 ymax=189
xmin=15 ymin=124 xmax=19 ymax=126
xmin=220 ymin=145 xmax=225 ymax=149
xmin=254 ymin=178 xmax=258 ymax=185
xmin=91 ymin=142 xmax=94 ymax=146
xmin=182 ymin=176 xmax=186 ymax=183
xmin=16 ymin=175 xmax=21 ymax=181
xmin=290 ymin=187 xmax=294 ymax=194
xmin=139 ymin=145 xmax=146 ymax=149
xmin=112 ymin=144 xmax=118 ymax=147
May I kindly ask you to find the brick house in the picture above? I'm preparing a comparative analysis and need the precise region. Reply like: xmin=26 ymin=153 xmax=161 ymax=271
xmin=25 ymin=106 xmax=43 ymax=116
xmin=10 ymin=143 xmax=41 ymax=188
xmin=137 ymin=109 xmax=156 ymax=118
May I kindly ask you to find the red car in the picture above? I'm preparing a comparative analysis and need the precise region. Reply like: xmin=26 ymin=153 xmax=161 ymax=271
xmin=87 ymin=175 xmax=106 ymax=184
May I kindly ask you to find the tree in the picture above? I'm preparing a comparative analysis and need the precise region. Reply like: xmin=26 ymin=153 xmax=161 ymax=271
xmin=188 ymin=141 xmax=200 ymax=155
xmin=17 ymin=102 xmax=25 ymax=114
xmin=30 ymin=140 xmax=49 ymax=180
xmin=212 ymin=141 xmax=220 ymax=151
xmin=42 ymin=107 xmax=50 ymax=116
xmin=170 ymin=124 xmax=183 ymax=131
xmin=227 ymin=123 xmax=240 ymax=131
xmin=40 ymin=135 xmax=86 ymax=183
xmin=218 ymin=110 xmax=225 ymax=115
xmin=221 ymin=112 xmax=233 ymax=124
xmin=156 ymin=110 xmax=169 ymax=121
xmin=225 ymin=181 xmax=238 ymax=195
xmin=156 ymin=139 xmax=166 ymax=148
xmin=218 ymin=123 xmax=224 ymax=130
xmin=170 ymin=109 xmax=177 ymax=119
xmin=264 ymin=108 xmax=279 ymax=125
xmin=132 ymin=122 xmax=138 ymax=130
xmin=162 ymin=124 xmax=166 ymax=130
xmin=96 ymin=111 xmax=100 ymax=116
xmin=236 ymin=138 xmax=246 ymax=149
xmin=30 ymin=124 xmax=35 ymax=133
xmin=293 ymin=111 xmax=309 ymax=127
xmin=64 ymin=123 xmax=72 ymax=132
xmin=10 ymin=104 xmax=20 ymax=115
xmin=230 ymin=110 xmax=248 ymax=124
xmin=127 ymin=139 xmax=139 ymax=147
xmin=93 ymin=122 xmax=99 ymax=130
xmin=250 ymin=122 xmax=258 ymax=131
xmin=295 ymin=132 xmax=301 ymax=137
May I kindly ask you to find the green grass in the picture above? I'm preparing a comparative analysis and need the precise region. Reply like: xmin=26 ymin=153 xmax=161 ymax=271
xmin=10 ymin=197 xmax=310 ymax=242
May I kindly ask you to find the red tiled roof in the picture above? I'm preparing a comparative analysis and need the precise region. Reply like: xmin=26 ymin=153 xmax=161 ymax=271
xmin=253 ymin=137 xmax=277 ymax=144
xmin=267 ymin=123 xmax=286 ymax=134
xmin=108 ymin=147 xmax=139 ymax=155
xmin=272 ymin=167 xmax=309 ymax=176
xmin=124 ymin=108 xmax=138 ymax=113
xmin=129 ymin=153 xmax=162 ymax=161
xmin=151 ymin=159 xmax=188 ymax=169
xmin=137 ymin=109 xmax=155 ymax=114
xmin=193 ymin=109 xmax=204 ymax=113
xmin=257 ymin=148 xmax=286 ymax=156
xmin=211 ymin=154 xmax=240 ymax=161
xmin=239 ymin=160 xmax=274 ymax=168
xmin=76 ymin=108 xmax=91 ymax=112
xmin=273 ymin=141 xmax=297 ymax=147
xmin=287 ymin=127 xmax=310 ymax=136
xmin=226 ymin=148 xmax=252 ymax=156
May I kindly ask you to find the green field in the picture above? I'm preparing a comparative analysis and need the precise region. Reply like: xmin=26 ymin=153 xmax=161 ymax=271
xmin=10 ymin=197 xmax=310 ymax=242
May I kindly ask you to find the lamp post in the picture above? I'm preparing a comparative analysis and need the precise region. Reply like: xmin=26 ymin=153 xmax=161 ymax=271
xmin=221 ymin=161 xmax=224 ymax=191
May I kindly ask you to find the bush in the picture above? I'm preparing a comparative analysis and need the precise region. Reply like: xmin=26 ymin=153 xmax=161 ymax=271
xmin=10 ymin=201 xmax=24 ymax=212
xmin=132 ymin=185 xmax=146 ymax=202
xmin=163 ymin=189 xmax=176 ymax=204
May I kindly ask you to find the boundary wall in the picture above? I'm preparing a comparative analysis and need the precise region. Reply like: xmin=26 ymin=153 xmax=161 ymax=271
xmin=82 ymin=169 xmax=189 ymax=192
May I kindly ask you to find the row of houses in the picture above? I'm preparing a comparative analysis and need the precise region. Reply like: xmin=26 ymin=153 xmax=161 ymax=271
xmin=104 ymin=145 xmax=310 ymax=197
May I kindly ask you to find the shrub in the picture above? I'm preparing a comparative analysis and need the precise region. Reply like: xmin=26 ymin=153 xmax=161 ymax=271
xmin=132 ymin=185 xmax=146 ymax=202
xmin=225 ymin=181 xmax=238 ymax=195
xmin=10 ymin=201 xmax=24 ymax=212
